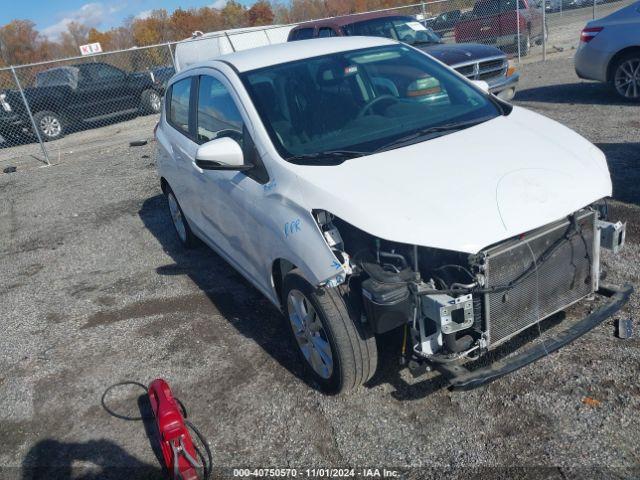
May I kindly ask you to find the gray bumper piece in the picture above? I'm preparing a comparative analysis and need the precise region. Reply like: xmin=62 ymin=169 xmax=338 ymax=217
xmin=434 ymin=283 xmax=633 ymax=391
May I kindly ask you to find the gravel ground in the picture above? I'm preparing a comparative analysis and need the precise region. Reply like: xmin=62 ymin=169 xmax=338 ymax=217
xmin=0 ymin=56 xmax=638 ymax=479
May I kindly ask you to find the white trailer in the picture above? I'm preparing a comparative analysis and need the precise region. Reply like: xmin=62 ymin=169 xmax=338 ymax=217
xmin=174 ymin=25 xmax=295 ymax=72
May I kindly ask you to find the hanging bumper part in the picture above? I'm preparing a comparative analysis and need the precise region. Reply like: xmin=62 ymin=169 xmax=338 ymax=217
xmin=429 ymin=283 xmax=633 ymax=390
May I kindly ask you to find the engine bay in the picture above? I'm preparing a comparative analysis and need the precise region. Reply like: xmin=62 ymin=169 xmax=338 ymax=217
xmin=314 ymin=203 xmax=626 ymax=365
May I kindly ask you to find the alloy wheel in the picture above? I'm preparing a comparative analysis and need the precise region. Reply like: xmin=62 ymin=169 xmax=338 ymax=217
xmin=40 ymin=115 xmax=61 ymax=138
xmin=614 ymin=58 xmax=640 ymax=99
xmin=287 ymin=289 xmax=334 ymax=379
xmin=150 ymin=92 xmax=162 ymax=112
xmin=167 ymin=193 xmax=187 ymax=243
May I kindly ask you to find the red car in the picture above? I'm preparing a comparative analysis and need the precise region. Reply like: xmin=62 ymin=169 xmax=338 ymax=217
xmin=454 ymin=0 xmax=545 ymax=56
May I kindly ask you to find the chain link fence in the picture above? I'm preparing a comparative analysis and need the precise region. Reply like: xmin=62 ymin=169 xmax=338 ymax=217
xmin=0 ymin=0 xmax=634 ymax=171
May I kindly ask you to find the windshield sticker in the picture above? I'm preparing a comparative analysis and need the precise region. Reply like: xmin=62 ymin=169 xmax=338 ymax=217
xmin=407 ymin=21 xmax=427 ymax=31
xmin=344 ymin=65 xmax=358 ymax=75
xmin=284 ymin=219 xmax=301 ymax=238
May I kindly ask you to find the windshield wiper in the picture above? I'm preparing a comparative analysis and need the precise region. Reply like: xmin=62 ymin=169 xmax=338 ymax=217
xmin=374 ymin=117 xmax=493 ymax=154
xmin=286 ymin=150 xmax=368 ymax=165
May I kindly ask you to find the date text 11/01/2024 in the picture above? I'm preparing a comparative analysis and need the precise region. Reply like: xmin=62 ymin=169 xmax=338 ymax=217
xmin=232 ymin=468 xmax=401 ymax=477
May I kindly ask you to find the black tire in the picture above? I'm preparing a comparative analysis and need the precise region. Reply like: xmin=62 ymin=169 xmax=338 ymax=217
xmin=610 ymin=52 xmax=640 ymax=102
xmin=33 ymin=110 xmax=65 ymax=141
xmin=165 ymin=187 xmax=197 ymax=248
xmin=283 ymin=269 xmax=378 ymax=394
xmin=140 ymin=89 xmax=162 ymax=114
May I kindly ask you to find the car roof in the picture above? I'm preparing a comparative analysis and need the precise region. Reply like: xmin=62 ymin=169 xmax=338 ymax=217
xmin=291 ymin=11 xmax=414 ymax=30
xmin=205 ymin=36 xmax=397 ymax=73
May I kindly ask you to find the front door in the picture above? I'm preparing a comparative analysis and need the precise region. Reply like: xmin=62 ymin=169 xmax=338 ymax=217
xmin=188 ymin=71 xmax=270 ymax=290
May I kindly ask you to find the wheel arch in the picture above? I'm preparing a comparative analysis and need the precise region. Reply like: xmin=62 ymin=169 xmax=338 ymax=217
xmin=160 ymin=176 xmax=169 ymax=194
xmin=272 ymin=258 xmax=298 ymax=308
xmin=607 ymin=46 xmax=640 ymax=82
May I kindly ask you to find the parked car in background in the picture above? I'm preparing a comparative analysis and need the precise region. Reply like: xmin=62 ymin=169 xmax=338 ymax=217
xmin=574 ymin=1 xmax=640 ymax=101
xmin=545 ymin=0 xmax=581 ymax=12
xmin=455 ymin=0 xmax=545 ymax=56
xmin=0 ymin=62 xmax=162 ymax=142
xmin=288 ymin=12 xmax=519 ymax=100
xmin=422 ymin=9 xmax=463 ymax=35
xmin=156 ymin=37 xmax=630 ymax=394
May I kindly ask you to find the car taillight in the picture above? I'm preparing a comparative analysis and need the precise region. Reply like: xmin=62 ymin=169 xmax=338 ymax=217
xmin=580 ymin=27 xmax=603 ymax=43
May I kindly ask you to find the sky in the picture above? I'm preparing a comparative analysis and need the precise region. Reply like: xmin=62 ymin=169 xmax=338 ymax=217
xmin=0 ymin=0 xmax=251 ymax=39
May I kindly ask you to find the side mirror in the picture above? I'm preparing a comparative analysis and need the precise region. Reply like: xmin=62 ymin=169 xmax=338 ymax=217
xmin=194 ymin=137 xmax=252 ymax=171
xmin=472 ymin=80 xmax=490 ymax=93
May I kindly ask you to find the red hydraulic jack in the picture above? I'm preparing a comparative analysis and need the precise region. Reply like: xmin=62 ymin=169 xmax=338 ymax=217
xmin=148 ymin=379 xmax=203 ymax=480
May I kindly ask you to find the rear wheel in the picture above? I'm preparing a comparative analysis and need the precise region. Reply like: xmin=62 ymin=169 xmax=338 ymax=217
xmin=166 ymin=188 xmax=197 ymax=248
xmin=33 ymin=110 xmax=65 ymax=141
xmin=612 ymin=52 xmax=640 ymax=102
xmin=283 ymin=269 xmax=378 ymax=394
xmin=140 ymin=89 xmax=162 ymax=114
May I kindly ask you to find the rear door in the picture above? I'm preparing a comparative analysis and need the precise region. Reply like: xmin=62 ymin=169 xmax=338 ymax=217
xmin=163 ymin=76 xmax=199 ymax=219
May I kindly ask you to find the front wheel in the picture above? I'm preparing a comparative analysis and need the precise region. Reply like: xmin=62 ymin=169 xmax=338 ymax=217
xmin=283 ymin=269 xmax=378 ymax=394
xmin=612 ymin=53 xmax=640 ymax=102
xmin=33 ymin=110 xmax=65 ymax=141
xmin=140 ymin=89 xmax=162 ymax=114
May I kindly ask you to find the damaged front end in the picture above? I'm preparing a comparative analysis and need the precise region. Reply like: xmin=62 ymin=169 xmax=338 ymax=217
xmin=313 ymin=205 xmax=632 ymax=389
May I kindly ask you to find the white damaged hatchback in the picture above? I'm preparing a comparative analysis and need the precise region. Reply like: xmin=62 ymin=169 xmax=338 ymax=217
xmin=155 ymin=37 xmax=631 ymax=393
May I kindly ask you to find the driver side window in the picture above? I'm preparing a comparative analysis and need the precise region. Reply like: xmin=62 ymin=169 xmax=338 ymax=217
xmin=196 ymin=75 xmax=245 ymax=145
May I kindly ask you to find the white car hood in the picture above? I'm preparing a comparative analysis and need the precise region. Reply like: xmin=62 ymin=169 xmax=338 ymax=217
xmin=292 ymin=106 xmax=611 ymax=254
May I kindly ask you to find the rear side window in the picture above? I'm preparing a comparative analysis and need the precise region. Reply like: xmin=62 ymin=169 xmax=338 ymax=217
xmin=196 ymin=76 xmax=244 ymax=145
xmin=290 ymin=28 xmax=315 ymax=40
xmin=168 ymin=78 xmax=192 ymax=135
xmin=318 ymin=27 xmax=336 ymax=38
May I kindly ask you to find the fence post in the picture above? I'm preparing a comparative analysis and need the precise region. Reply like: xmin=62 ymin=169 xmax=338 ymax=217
xmin=516 ymin=2 xmax=521 ymax=63
xmin=10 ymin=66 xmax=50 ymax=166
xmin=592 ymin=0 xmax=596 ymax=19
xmin=166 ymin=43 xmax=176 ymax=69
xmin=421 ymin=0 xmax=426 ymax=20
xmin=542 ymin=0 xmax=546 ymax=61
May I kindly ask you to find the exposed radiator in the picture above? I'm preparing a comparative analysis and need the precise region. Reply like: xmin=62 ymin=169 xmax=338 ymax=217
xmin=481 ymin=210 xmax=597 ymax=348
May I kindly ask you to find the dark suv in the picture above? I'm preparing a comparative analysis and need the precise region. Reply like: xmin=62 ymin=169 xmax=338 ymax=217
xmin=0 ymin=62 xmax=162 ymax=143
xmin=288 ymin=12 xmax=519 ymax=100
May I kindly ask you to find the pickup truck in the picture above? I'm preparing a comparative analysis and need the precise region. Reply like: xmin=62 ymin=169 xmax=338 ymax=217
xmin=0 ymin=62 xmax=162 ymax=142
xmin=454 ymin=0 xmax=545 ymax=56
xmin=288 ymin=12 xmax=520 ymax=100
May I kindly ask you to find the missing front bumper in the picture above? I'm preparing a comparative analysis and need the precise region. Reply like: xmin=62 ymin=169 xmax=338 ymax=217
xmin=430 ymin=283 xmax=633 ymax=390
